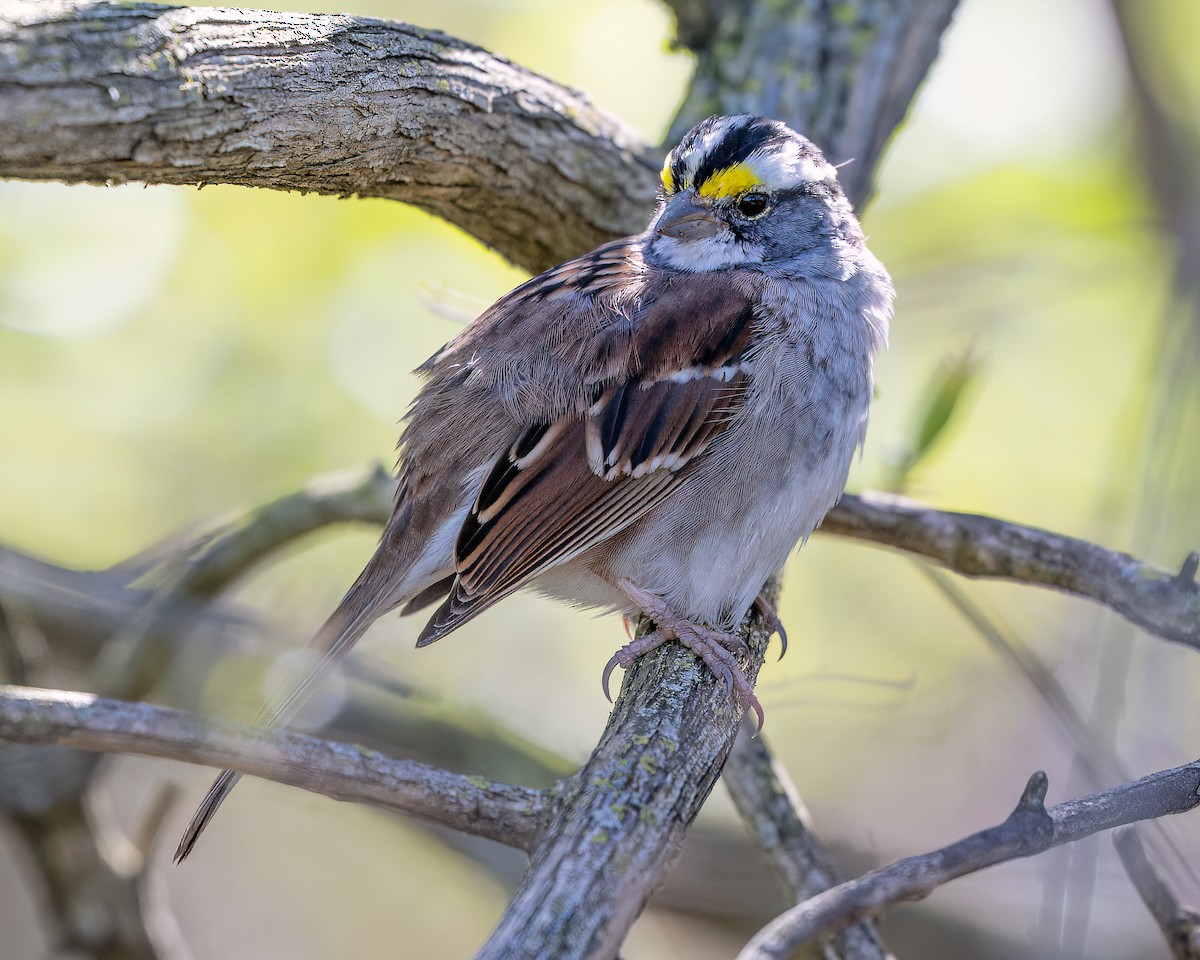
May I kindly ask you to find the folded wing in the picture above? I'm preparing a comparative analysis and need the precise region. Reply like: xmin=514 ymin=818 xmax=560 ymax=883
xmin=417 ymin=271 xmax=761 ymax=645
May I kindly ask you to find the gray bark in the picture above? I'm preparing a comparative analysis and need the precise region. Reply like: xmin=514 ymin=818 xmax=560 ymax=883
xmin=476 ymin=611 xmax=775 ymax=960
xmin=0 ymin=0 xmax=657 ymax=274
xmin=662 ymin=0 xmax=961 ymax=205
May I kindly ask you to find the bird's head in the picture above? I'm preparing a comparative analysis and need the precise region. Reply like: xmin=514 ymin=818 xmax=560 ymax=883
xmin=645 ymin=115 xmax=858 ymax=273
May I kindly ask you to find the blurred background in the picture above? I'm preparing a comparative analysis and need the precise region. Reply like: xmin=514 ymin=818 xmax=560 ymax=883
xmin=1 ymin=0 xmax=1198 ymax=957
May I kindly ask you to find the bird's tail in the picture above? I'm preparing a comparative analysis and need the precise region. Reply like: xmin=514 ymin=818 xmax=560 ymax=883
xmin=174 ymin=541 xmax=408 ymax=863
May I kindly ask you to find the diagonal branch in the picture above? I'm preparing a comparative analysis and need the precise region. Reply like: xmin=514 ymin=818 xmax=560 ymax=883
xmin=0 ymin=0 xmax=658 ymax=273
xmin=723 ymin=729 xmax=891 ymax=960
xmin=0 ymin=685 xmax=545 ymax=851
xmin=475 ymin=607 xmax=774 ymax=960
xmin=740 ymin=764 xmax=1200 ymax=960
xmin=1114 ymin=827 xmax=1200 ymax=960
xmin=823 ymin=492 xmax=1200 ymax=652
xmin=16 ymin=466 xmax=1184 ymax=667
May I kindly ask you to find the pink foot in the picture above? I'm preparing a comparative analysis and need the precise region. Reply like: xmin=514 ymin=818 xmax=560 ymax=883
xmin=605 ymin=580 xmax=765 ymax=732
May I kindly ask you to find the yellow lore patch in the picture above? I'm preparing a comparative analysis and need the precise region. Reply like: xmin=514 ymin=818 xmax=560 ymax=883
xmin=660 ymin=156 xmax=676 ymax=194
xmin=697 ymin=163 xmax=763 ymax=200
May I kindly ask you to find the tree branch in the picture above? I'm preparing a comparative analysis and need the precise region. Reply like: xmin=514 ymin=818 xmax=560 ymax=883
xmin=1114 ymin=827 xmax=1200 ymax=960
xmin=823 ymin=492 xmax=1200 ymax=652
xmin=662 ymin=0 xmax=961 ymax=205
xmin=473 ymin=604 xmax=774 ymax=960
xmin=15 ymin=467 xmax=1184 ymax=671
xmin=0 ymin=685 xmax=545 ymax=851
xmin=0 ymin=0 xmax=657 ymax=273
xmin=724 ymin=729 xmax=890 ymax=960
xmin=90 ymin=465 xmax=399 ymax=701
xmin=740 ymin=765 xmax=1200 ymax=960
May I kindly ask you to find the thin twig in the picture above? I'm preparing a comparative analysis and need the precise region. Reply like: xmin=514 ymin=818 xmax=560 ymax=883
xmin=724 ymin=727 xmax=892 ymax=960
xmin=91 ymin=465 xmax=397 ymax=700
xmin=740 ymin=765 xmax=1200 ymax=960
xmin=1114 ymin=827 xmax=1200 ymax=960
xmin=915 ymin=563 xmax=1123 ymax=785
xmin=0 ymin=685 xmax=545 ymax=851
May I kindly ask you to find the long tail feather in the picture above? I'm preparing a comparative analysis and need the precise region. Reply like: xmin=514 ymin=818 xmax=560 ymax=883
xmin=174 ymin=540 xmax=411 ymax=863
xmin=174 ymin=769 xmax=241 ymax=863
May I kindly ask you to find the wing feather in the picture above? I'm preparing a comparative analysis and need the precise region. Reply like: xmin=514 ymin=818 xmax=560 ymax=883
xmin=414 ymin=267 xmax=766 ymax=646
xmin=418 ymin=379 xmax=754 ymax=646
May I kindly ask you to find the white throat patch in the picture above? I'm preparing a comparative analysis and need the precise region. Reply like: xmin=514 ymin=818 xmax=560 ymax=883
xmin=651 ymin=233 xmax=762 ymax=273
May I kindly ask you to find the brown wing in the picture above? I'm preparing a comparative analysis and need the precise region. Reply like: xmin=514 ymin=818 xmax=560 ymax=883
xmin=415 ymin=270 xmax=761 ymax=646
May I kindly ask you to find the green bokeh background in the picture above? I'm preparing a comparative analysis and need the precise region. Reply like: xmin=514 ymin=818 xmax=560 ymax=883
xmin=1 ymin=0 xmax=1197 ymax=956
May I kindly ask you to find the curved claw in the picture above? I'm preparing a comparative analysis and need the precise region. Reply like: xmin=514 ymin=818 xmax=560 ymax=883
xmin=601 ymin=654 xmax=622 ymax=703
xmin=748 ymin=696 xmax=765 ymax=736
xmin=602 ymin=631 xmax=667 ymax=703
xmin=753 ymin=594 xmax=788 ymax=661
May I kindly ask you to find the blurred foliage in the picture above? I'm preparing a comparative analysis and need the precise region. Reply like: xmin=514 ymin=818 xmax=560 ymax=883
xmin=1 ymin=0 xmax=1198 ymax=958
xmin=884 ymin=348 xmax=978 ymax=492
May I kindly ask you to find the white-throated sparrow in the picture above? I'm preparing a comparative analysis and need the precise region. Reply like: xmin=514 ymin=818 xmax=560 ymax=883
xmin=176 ymin=114 xmax=893 ymax=861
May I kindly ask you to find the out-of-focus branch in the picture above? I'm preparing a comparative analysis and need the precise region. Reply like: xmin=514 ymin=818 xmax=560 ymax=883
xmin=1114 ymin=827 xmax=1200 ymax=960
xmin=90 ymin=465 xmax=397 ymax=700
xmin=10 ymin=791 xmax=185 ymax=960
xmin=0 ymin=546 xmax=240 ymax=678
xmin=1108 ymin=0 xmax=1200 ymax=309
xmin=739 ymin=765 xmax=1200 ymax=960
xmin=0 ymin=1 xmax=657 ymax=274
xmin=26 ymin=469 xmax=1190 ymax=662
xmin=92 ymin=469 xmax=1200 ymax=659
xmin=724 ymin=728 xmax=890 ymax=960
xmin=661 ymin=0 xmax=961 ymax=206
xmin=0 ymin=685 xmax=545 ymax=851
xmin=823 ymin=493 xmax=1200 ymax=652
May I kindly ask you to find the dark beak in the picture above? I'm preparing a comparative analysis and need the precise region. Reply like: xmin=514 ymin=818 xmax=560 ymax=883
xmin=654 ymin=196 xmax=724 ymax=241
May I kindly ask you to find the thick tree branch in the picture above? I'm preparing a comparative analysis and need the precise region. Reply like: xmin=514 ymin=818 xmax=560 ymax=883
xmin=0 ymin=0 xmax=657 ymax=273
xmin=822 ymin=492 xmax=1200 ymax=652
xmin=0 ymin=685 xmax=545 ymax=851
xmin=740 ymin=765 xmax=1200 ymax=960
xmin=474 ymin=602 xmax=775 ymax=960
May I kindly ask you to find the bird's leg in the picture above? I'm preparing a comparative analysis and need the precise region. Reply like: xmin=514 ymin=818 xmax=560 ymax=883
xmin=752 ymin=592 xmax=788 ymax=660
xmin=605 ymin=580 xmax=764 ymax=731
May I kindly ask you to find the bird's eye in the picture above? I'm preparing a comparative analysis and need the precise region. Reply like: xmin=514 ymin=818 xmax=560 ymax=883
xmin=736 ymin=193 xmax=770 ymax=218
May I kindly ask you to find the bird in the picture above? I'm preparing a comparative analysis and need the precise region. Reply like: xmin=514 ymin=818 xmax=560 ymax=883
xmin=174 ymin=114 xmax=893 ymax=863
